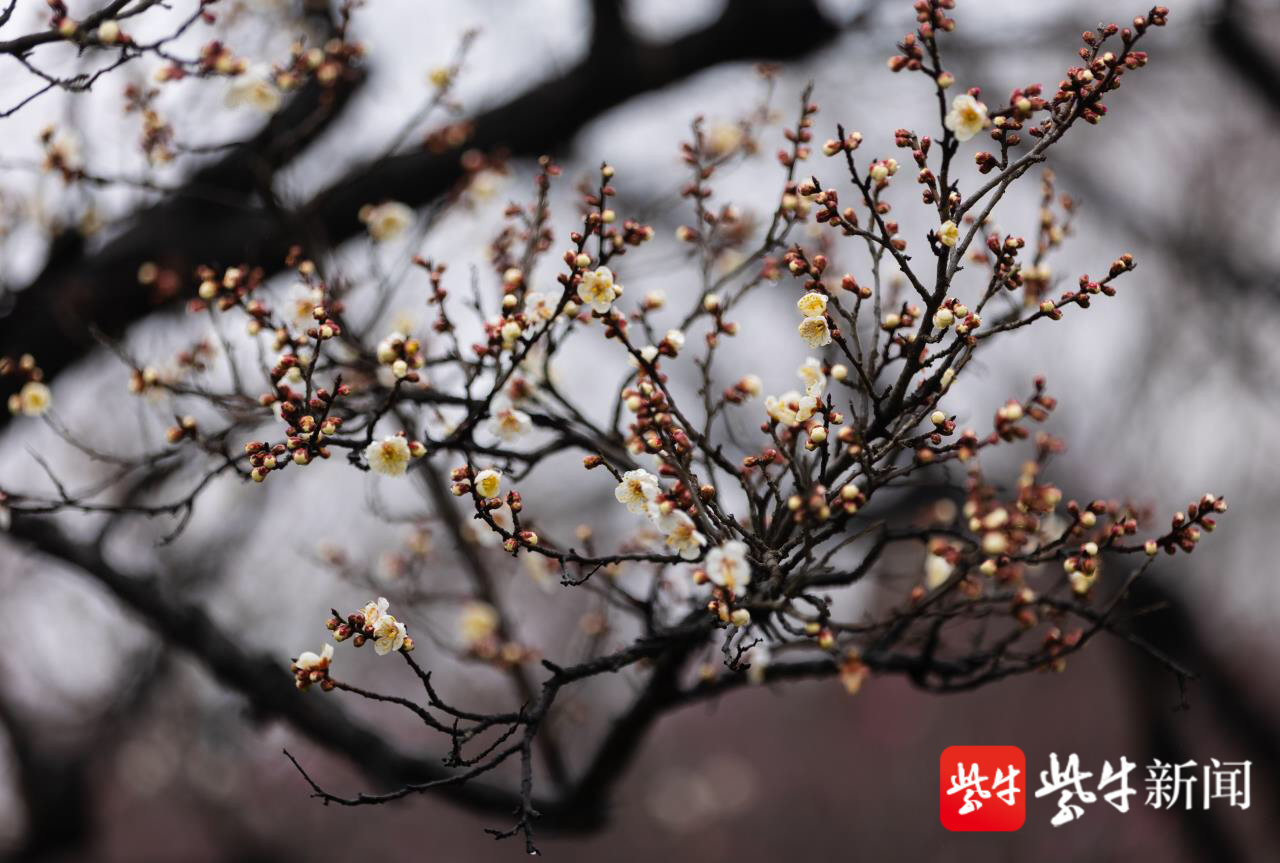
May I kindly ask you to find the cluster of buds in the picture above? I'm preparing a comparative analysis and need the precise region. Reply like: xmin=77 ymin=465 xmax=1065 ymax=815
xmin=1014 ymin=457 xmax=1066 ymax=518
xmin=423 ymin=118 xmax=474 ymax=153
xmin=962 ymin=483 xmax=1035 ymax=575
xmin=164 ymin=415 xmax=198 ymax=444
xmin=194 ymin=265 xmax=264 ymax=312
xmin=1036 ymin=12 xmax=1166 ymax=133
xmin=993 ymin=378 xmax=1055 ymax=441
xmin=787 ymin=484 xmax=836 ymax=524
xmin=696 ymin=293 xmax=738 ymax=347
xmin=1007 ymin=84 xmax=1049 ymax=122
xmin=581 ymin=165 xmax=652 ymax=256
xmin=982 ymin=232 xmax=1027 ymax=293
xmin=931 ymin=297 xmax=977 ymax=335
xmin=868 ymin=158 xmax=900 ymax=189
xmin=291 ymin=644 xmax=334 ymax=691
xmin=775 ymin=98 xmax=818 ymax=169
xmin=1010 ymin=587 xmax=1040 ymax=629
xmin=2 ymin=354 xmax=52 ymax=418
xmin=722 ymin=374 xmax=763 ymax=405
xmin=705 ymin=594 xmax=752 ymax=628
xmin=1049 ymin=255 xmax=1134 ymax=316
xmin=1148 ymin=494 xmax=1227 ymax=556
xmin=124 ymin=84 xmax=174 ymax=164
xmin=623 ymin=378 xmax=693 ymax=458
xmin=282 ymin=35 xmax=364 ymax=90
xmin=821 ymin=130 xmax=863 ymax=158
xmin=414 ymin=258 xmax=455 ymax=334
xmin=38 ymin=125 xmax=82 ymax=181
xmin=127 ymin=366 xmax=164 ymax=396
xmin=245 ymin=382 xmax=347 ymax=480
xmin=1040 ymin=627 xmax=1084 ymax=674
xmin=1064 ymin=539 xmax=1103 ymax=595
xmin=881 ymin=302 xmax=921 ymax=334
xmin=301 ymin=303 xmax=343 ymax=343
xmin=196 ymin=40 xmax=249 ymax=77
xmin=637 ymin=329 xmax=686 ymax=364
xmin=376 ymin=331 xmax=425 ymax=380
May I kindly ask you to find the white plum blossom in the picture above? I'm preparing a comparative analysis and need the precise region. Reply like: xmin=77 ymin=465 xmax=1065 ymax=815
xmin=523 ymin=291 xmax=555 ymax=322
xmin=365 ymin=436 xmax=411 ymax=476
xmin=796 ymin=292 xmax=828 ymax=318
xmin=615 ymin=469 xmax=660 ymax=514
xmin=289 ymin=283 xmax=325 ymax=326
xmin=226 ymin=66 xmax=282 ymax=113
xmin=360 ymin=201 xmax=414 ymax=242
xmin=294 ymin=642 xmax=334 ymax=671
xmin=938 ymin=220 xmax=960 ymax=247
xmin=658 ymin=509 xmax=706 ymax=561
xmin=944 ymin=93 xmax=988 ymax=142
xmin=459 ymin=601 xmax=499 ymax=647
xmin=765 ymin=392 xmax=819 ymax=427
xmin=797 ymin=316 xmax=832 ymax=348
xmin=798 ymin=358 xmax=826 ymax=398
xmin=577 ymin=266 xmax=620 ymax=314
xmin=474 ymin=468 xmax=503 ymax=499
xmin=704 ymin=540 xmax=751 ymax=597
xmin=360 ymin=597 xmax=390 ymax=629
xmin=291 ymin=643 xmax=334 ymax=688
xmin=924 ymin=553 xmax=954 ymax=589
xmin=15 ymin=381 xmax=52 ymax=417
xmin=41 ymin=128 xmax=82 ymax=173
xmin=488 ymin=407 xmax=532 ymax=442
xmin=373 ymin=614 xmax=408 ymax=655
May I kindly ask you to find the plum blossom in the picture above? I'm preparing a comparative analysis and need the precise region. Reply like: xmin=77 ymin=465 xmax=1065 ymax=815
xmin=360 ymin=201 xmax=414 ymax=242
xmin=798 ymin=358 xmax=826 ymax=398
xmin=938 ymin=220 xmax=959 ymax=247
xmin=577 ymin=266 xmax=620 ymax=314
xmin=523 ymin=291 xmax=555 ymax=321
xmin=360 ymin=597 xmax=390 ymax=629
xmin=459 ymin=601 xmax=499 ymax=647
xmin=924 ymin=553 xmax=954 ymax=589
xmin=797 ymin=316 xmax=831 ymax=348
xmin=765 ymin=392 xmax=819 ymax=427
xmin=615 ymin=469 xmax=660 ymax=514
xmin=474 ymin=468 xmax=503 ymax=499
xmin=366 ymin=436 xmax=412 ymax=476
xmin=796 ymin=292 xmax=828 ymax=318
xmin=14 ymin=381 xmax=52 ymax=417
xmin=658 ymin=509 xmax=706 ymax=560
xmin=226 ymin=66 xmax=282 ymax=113
xmin=291 ymin=643 xmax=333 ymax=690
xmin=294 ymin=643 xmax=333 ymax=671
xmin=705 ymin=540 xmax=751 ymax=597
xmin=944 ymin=93 xmax=988 ymax=142
xmin=488 ymin=407 xmax=532 ymax=442
xmin=373 ymin=614 xmax=408 ymax=655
